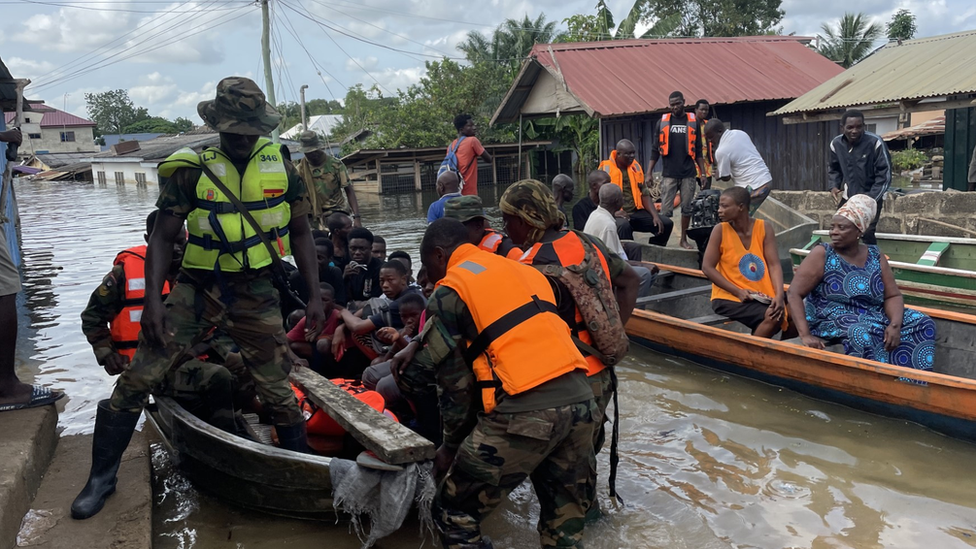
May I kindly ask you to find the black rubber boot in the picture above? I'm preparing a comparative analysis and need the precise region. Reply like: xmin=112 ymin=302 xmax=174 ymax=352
xmin=71 ymin=400 xmax=140 ymax=520
xmin=275 ymin=422 xmax=310 ymax=453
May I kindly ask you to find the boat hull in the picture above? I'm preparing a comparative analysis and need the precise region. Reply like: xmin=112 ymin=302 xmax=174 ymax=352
xmin=626 ymin=309 xmax=976 ymax=443
xmin=147 ymin=396 xmax=336 ymax=519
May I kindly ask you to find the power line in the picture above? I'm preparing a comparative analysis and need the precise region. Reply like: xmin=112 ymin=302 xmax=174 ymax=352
xmin=7 ymin=0 xmax=248 ymax=13
xmin=280 ymin=0 xmax=393 ymax=95
xmin=274 ymin=2 xmax=344 ymax=97
xmin=30 ymin=4 xmax=255 ymax=93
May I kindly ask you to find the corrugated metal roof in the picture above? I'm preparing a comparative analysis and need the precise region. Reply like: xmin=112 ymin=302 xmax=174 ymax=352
xmin=4 ymin=102 xmax=95 ymax=127
xmin=492 ymin=36 xmax=844 ymax=123
xmin=882 ymin=116 xmax=945 ymax=141
xmin=772 ymin=30 xmax=976 ymax=116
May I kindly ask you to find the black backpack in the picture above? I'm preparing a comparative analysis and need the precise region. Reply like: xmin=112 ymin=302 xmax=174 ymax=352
xmin=688 ymin=189 xmax=722 ymax=268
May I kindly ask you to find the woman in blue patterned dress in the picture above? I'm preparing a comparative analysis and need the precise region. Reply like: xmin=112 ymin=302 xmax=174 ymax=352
xmin=787 ymin=195 xmax=936 ymax=376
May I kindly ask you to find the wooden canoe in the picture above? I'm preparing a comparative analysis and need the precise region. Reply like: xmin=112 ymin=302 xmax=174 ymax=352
xmin=628 ymin=264 xmax=976 ymax=442
xmin=791 ymin=231 xmax=976 ymax=309
xmin=146 ymin=368 xmax=435 ymax=518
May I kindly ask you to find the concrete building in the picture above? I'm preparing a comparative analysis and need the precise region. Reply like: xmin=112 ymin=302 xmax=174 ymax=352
xmin=4 ymin=102 xmax=98 ymax=156
xmin=88 ymin=129 xmax=300 ymax=186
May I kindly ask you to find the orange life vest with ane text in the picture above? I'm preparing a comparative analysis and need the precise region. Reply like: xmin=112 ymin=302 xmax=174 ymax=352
xmin=438 ymin=244 xmax=587 ymax=413
xmin=598 ymin=151 xmax=647 ymax=211
xmin=659 ymin=112 xmax=697 ymax=159
xmin=520 ymin=232 xmax=618 ymax=376
xmin=110 ymin=245 xmax=171 ymax=359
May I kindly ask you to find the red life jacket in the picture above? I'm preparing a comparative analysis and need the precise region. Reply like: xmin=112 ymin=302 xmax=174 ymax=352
xmin=109 ymin=245 xmax=171 ymax=359
xmin=659 ymin=112 xmax=697 ymax=159
xmin=293 ymin=379 xmax=389 ymax=437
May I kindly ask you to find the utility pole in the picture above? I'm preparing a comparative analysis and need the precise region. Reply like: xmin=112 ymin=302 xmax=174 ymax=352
xmin=300 ymin=84 xmax=308 ymax=131
xmin=260 ymin=0 xmax=279 ymax=143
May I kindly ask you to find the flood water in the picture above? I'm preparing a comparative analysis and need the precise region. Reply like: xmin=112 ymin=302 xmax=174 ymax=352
xmin=12 ymin=180 xmax=976 ymax=548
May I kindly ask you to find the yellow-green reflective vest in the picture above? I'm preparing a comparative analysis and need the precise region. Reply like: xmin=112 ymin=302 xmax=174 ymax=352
xmin=158 ymin=138 xmax=291 ymax=272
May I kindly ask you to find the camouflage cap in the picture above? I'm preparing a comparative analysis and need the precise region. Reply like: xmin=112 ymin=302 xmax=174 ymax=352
xmin=298 ymin=130 xmax=324 ymax=153
xmin=499 ymin=179 xmax=565 ymax=231
xmin=197 ymin=77 xmax=281 ymax=136
xmin=444 ymin=195 xmax=487 ymax=223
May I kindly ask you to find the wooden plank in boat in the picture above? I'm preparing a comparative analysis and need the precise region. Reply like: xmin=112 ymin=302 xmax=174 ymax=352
xmin=637 ymin=285 xmax=711 ymax=305
xmin=290 ymin=369 xmax=436 ymax=464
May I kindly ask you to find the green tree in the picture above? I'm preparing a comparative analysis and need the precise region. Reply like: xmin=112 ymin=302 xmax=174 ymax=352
xmin=173 ymin=117 xmax=194 ymax=133
xmin=649 ymin=0 xmax=783 ymax=37
xmin=886 ymin=9 xmax=917 ymax=41
xmin=561 ymin=1 xmax=682 ymax=42
xmin=84 ymin=89 xmax=150 ymax=136
xmin=458 ymin=14 xmax=563 ymax=77
xmin=819 ymin=12 xmax=883 ymax=68
xmin=122 ymin=117 xmax=180 ymax=134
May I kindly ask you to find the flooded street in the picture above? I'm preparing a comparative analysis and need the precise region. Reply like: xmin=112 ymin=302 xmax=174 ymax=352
xmin=13 ymin=180 xmax=976 ymax=548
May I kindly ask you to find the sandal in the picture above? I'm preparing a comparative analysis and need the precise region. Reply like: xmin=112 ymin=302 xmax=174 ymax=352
xmin=0 ymin=385 xmax=65 ymax=412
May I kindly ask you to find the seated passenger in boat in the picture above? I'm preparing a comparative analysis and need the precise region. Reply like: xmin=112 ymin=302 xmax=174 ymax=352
xmin=702 ymin=187 xmax=794 ymax=338
xmin=287 ymin=282 xmax=342 ymax=376
xmin=787 ymin=195 xmax=936 ymax=377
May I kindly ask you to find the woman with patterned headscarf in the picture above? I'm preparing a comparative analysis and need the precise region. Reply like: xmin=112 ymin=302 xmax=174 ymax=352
xmin=786 ymin=194 xmax=936 ymax=381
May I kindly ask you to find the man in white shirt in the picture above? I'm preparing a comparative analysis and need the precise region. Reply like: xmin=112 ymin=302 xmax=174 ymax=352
xmin=705 ymin=119 xmax=772 ymax=214
xmin=584 ymin=184 xmax=654 ymax=296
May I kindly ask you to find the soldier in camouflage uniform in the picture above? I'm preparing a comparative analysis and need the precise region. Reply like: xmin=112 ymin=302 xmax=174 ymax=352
xmin=72 ymin=77 xmax=325 ymax=521
xmin=295 ymin=130 xmax=361 ymax=229
xmin=499 ymin=179 xmax=640 ymax=518
xmin=80 ymin=211 xmax=243 ymax=434
xmin=396 ymin=218 xmax=596 ymax=549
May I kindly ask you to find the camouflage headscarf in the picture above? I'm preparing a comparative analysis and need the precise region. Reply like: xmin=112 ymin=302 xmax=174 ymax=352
xmin=499 ymin=179 xmax=566 ymax=246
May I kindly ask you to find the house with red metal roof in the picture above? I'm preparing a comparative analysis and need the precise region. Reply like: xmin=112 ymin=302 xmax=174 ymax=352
xmin=4 ymin=102 xmax=98 ymax=156
xmin=492 ymin=37 xmax=849 ymax=191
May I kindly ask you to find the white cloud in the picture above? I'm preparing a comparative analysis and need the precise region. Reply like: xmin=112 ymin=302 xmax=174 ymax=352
xmin=344 ymin=56 xmax=380 ymax=72
xmin=4 ymin=57 xmax=57 ymax=81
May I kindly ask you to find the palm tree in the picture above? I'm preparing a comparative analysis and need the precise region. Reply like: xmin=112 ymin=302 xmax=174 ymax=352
xmin=819 ymin=13 xmax=883 ymax=68
xmin=457 ymin=14 xmax=562 ymax=76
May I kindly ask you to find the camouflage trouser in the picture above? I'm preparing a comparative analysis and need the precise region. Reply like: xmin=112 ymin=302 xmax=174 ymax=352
xmin=436 ymin=400 xmax=597 ymax=548
xmin=109 ymin=271 xmax=302 ymax=426
xmin=159 ymin=358 xmax=237 ymax=431
xmin=589 ymin=368 xmax=612 ymax=454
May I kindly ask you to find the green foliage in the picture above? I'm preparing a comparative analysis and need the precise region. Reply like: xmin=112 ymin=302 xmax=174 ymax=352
xmin=891 ymin=148 xmax=927 ymax=172
xmin=650 ymin=0 xmax=784 ymax=37
xmin=818 ymin=13 xmax=883 ymax=68
xmin=457 ymin=14 xmax=562 ymax=78
xmin=560 ymin=1 xmax=681 ymax=42
xmin=886 ymin=9 xmax=917 ymax=41
xmin=122 ymin=117 xmax=181 ymax=134
xmin=85 ymin=89 xmax=150 ymax=136
xmin=276 ymin=98 xmax=343 ymax=133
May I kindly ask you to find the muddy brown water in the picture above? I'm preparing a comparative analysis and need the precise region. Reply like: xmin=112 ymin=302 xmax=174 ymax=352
xmin=13 ymin=180 xmax=976 ymax=548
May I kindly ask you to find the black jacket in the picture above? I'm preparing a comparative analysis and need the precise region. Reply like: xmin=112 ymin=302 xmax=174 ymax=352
xmin=828 ymin=132 xmax=892 ymax=200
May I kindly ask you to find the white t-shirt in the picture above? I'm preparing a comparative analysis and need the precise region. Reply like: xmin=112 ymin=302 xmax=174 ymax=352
xmin=583 ymin=206 xmax=627 ymax=260
xmin=714 ymin=129 xmax=771 ymax=190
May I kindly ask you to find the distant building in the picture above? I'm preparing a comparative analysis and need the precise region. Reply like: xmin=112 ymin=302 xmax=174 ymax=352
xmin=4 ymin=102 xmax=98 ymax=155
xmin=492 ymin=37 xmax=846 ymax=191
xmin=99 ymin=133 xmax=165 ymax=151
xmin=87 ymin=129 xmax=300 ymax=186
xmin=281 ymin=114 xmax=343 ymax=138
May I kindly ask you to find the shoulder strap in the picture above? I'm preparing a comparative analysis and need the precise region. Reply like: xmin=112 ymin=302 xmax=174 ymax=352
xmin=196 ymin=153 xmax=305 ymax=308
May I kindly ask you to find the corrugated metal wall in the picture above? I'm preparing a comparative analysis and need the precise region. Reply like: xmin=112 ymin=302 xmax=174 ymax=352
xmin=944 ymin=107 xmax=976 ymax=191
xmin=600 ymin=100 xmax=834 ymax=191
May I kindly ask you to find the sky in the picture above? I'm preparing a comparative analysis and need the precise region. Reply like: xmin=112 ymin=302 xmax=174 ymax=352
xmin=2 ymin=0 xmax=974 ymax=127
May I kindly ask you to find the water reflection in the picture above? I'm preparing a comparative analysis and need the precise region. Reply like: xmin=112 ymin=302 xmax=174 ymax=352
xmin=13 ymin=180 xmax=976 ymax=548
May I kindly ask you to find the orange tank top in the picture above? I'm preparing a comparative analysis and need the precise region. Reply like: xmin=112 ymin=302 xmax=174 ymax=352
xmin=711 ymin=219 xmax=778 ymax=303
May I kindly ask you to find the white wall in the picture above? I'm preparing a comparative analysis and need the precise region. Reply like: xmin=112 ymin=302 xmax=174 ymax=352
xmin=26 ymin=126 xmax=98 ymax=154
xmin=90 ymin=160 xmax=159 ymax=185
xmin=864 ymin=115 xmax=899 ymax=137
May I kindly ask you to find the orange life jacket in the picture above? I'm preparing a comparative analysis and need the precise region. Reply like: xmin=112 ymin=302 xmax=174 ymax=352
xmin=109 ymin=245 xmax=171 ymax=359
xmin=598 ymin=151 xmax=646 ymax=210
xmin=478 ymin=229 xmax=523 ymax=259
xmin=659 ymin=112 xmax=697 ymax=159
xmin=293 ymin=379 xmax=388 ymax=437
xmin=438 ymin=244 xmax=587 ymax=413
xmin=520 ymin=232 xmax=613 ymax=376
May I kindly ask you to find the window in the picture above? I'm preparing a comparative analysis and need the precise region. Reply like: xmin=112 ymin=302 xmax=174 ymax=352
xmin=28 ymin=133 xmax=41 ymax=139
xmin=24 ymin=117 xmax=31 ymax=123
xmin=97 ymin=171 xmax=106 ymax=184
xmin=60 ymin=131 xmax=75 ymax=142
xmin=866 ymin=124 xmax=877 ymax=134
xmin=114 ymin=172 xmax=124 ymax=185
xmin=135 ymin=173 xmax=146 ymax=185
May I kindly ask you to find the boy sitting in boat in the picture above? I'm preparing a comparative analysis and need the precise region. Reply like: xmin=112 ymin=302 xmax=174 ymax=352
xmin=287 ymin=282 xmax=342 ymax=376
xmin=702 ymin=187 xmax=795 ymax=339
